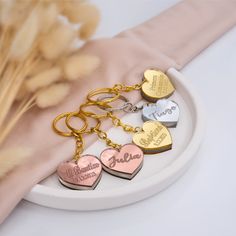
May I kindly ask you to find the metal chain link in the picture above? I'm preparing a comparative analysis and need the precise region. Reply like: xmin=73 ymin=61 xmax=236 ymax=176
xmin=73 ymin=135 xmax=84 ymax=160
xmin=112 ymin=80 xmax=145 ymax=93
xmin=92 ymin=128 xmax=121 ymax=149
xmin=53 ymin=79 xmax=147 ymax=153
xmin=107 ymin=113 xmax=141 ymax=133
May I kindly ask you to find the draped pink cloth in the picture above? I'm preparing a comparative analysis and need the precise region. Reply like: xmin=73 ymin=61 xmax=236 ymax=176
xmin=0 ymin=0 xmax=236 ymax=223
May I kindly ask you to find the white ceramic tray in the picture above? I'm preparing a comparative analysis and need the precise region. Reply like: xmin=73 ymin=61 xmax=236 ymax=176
xmin=24 ymin=68 xmax=205 ymax=210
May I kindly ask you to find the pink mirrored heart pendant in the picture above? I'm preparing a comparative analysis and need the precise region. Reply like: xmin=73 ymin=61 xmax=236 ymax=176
xmin=57 ymin=155 xmax=102 ymax=190
xmin=100 ymin=144 xmax=144 ymax=180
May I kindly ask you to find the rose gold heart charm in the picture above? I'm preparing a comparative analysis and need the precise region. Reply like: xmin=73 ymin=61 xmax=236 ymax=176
xmin=57 ymin=155 xmax=102 ymax=190
xmin=100 ymin=144 xmax=144 ymax=180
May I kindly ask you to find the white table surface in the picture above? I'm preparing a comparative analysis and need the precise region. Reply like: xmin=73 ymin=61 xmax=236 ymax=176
xmin=1 ymin=1 xmax=236 ymax=235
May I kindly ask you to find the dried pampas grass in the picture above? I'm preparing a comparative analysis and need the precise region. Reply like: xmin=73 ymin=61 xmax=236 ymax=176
xmin=39 ymin=23 xmax=76 ymax=60
xmin=78 ymin=5 xmax=100 ymax=40
xmin=64 ymin=2 xmax=99 ymax=24
xmin=39 ymin=3 xmax=59 ymax=34
xmin=63 ymin=54 xmax=100 ymax=80
xmin=0 ymin=147 xmax=32 ymax=179
xmin=28 ymin=60 xmax=53 ymax=77
xmin=36 ymin=83 xmax=70 ymax=108
xmin=26 ymin=67 xmax=61 ymax=92
xmin=0 ymin=0 xmax=33 ymax=28
xmin=9 ymin=8 xmax=40 ymax=60
xmin=0 ymin=0 xmax=100 ymax=178
xmin=63 ymin=2 xmax=100 ymax=40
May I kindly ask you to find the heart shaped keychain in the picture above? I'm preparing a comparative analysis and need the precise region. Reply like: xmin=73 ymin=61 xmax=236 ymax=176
xmin=53 ymin=112 xmax=103 ymax=190
xmin=142 ymin=99 xmax=179 ymax=127
xmin=133 ymin=121 xmax=172 ymax=154
xmin=57 ymin=155 xmax=102 ymax=190
xmin=53 ymin=69 xmax=175 ymax=189
xmin=100 ymin=143 xmax=143 ymax=179
xmin=141 ymin=69 xmax=175 ymax=102
xmin=78 ymin=101 xmax=145 ymax=180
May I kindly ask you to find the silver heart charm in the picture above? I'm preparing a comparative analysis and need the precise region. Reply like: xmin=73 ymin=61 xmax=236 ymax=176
xmin=142 ymin=99 xmax=179 ymax=127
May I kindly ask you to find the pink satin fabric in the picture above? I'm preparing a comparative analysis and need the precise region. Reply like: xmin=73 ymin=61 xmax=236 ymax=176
xmin=0 ymin=0 xmax=236 ymax=223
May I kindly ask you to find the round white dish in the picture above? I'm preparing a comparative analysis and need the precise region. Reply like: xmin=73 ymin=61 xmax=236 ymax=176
xmin=24 ymin=68 xmax=205 ymax=210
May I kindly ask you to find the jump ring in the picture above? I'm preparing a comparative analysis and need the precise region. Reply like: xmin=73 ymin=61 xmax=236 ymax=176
xmin=97 ymin=94 xmax=130 ymax=112
xmin=87 ymin=88 xmax=120 ymax=104
xmin=65 ymin=112 xmax=88 ymax=134
xmin=80 ymin=102 xmax=112 ymax=119
xmin=85 ymin=118 xmax=102 ymax=134
xmin=52 ymin=112 xmax=76 ymax=137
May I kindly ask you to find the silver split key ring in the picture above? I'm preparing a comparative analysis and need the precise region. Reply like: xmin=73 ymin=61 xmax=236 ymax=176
xmin=97 ymin=94 xmax=142 ymax=113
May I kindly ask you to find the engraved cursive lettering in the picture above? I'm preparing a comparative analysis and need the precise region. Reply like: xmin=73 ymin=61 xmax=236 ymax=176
xmin=156 ymin=75 xmax=168 ymax=96
xmin=150 ymin=75 xmax=157 ymax=91
xmin=139 ymin=124 xmax=163 ymax=147
xmin=73 ymin=163 xmax=99 ymax=175
xmin=66 ymin=163 xmax=100 ymax=182
xmin=108 ymin=152 xmax=142 ymax=168
xmin=153 ymin=133 xmax=167 ymax=146
xmin=149 ymin=106 xmax=176 ymax=119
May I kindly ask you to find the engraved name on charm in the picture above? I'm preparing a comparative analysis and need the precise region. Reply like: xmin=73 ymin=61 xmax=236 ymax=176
xmin=57 ymin=155 xmax=102 ymax=190
xmin=142 ymin=99 xmax=179 ymax=127
xmin=141 ymin=69 xmax=175 ymax=102
xmin=132 ymin=121 xmax=172 ymax=154
xmin=100 ymin=144 xmax=144 ymax=179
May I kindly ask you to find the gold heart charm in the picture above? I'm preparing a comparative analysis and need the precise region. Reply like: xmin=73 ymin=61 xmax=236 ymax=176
xmin=132 ymin=121 xmax=172 ymax=154
xmin=141 ymin=69 xmax=175 ymax=102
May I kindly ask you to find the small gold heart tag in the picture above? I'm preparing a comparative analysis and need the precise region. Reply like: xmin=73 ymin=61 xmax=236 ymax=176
xmin=141 ymin=69 xmax=175 ymax=102
xmin=132 ymin=121 xmax=172 ymax=154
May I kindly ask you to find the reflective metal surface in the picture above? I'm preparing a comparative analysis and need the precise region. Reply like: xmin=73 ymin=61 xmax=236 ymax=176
xmin=142 ymin=99 xmax=179 ymax=127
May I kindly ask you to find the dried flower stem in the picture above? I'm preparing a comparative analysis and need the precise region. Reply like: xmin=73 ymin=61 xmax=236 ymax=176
xmin=0 ymin=51 xmax=39 ymax=137
xmin=0 ymin=27 xmax=8 ymax=49
xmin=0 ymin=30 xmax=12 ymax=77
xmin=0 ymin=94 xmax=36 ymax=144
